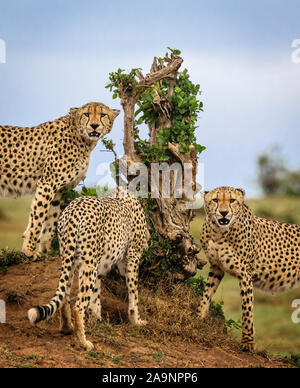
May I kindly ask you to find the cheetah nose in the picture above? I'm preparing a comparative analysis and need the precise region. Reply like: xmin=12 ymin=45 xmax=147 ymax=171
xmin=220 ymin=211 xmax=229 ymax=217
xmin=90 ymin=123 xmax=100 ymax=130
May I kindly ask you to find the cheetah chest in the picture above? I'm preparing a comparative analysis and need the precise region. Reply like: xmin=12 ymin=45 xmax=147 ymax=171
xmin=206 ymin=239 xmax=240 ymax=276
xmin=206 ymin=240 xmax=224 ymax=269
xmin=67 ymin=160 xmax=90 ymax=188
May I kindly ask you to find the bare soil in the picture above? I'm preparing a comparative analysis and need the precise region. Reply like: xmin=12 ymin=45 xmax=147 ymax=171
xmin=0 ymin=257 xmax=292 ymax=368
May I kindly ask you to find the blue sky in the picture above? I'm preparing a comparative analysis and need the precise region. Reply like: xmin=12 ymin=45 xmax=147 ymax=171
xmin=0 ymin=0 xmax=299 ymax=197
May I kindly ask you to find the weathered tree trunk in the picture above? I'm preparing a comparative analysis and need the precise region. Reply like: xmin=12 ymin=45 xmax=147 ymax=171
xmin=114 ymin=53 xmax=206 ymax=279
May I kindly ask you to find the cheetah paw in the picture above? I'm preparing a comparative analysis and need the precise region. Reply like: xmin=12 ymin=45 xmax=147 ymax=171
xmin=242 ymin=343 xmax=255 ymax=353
xmin=84 ymin=341 xmax=94 ymax=351
xmin=135 ymin=319 xmax=148 ymax=326
xmin=31 ymin=252 xmax=47 ymax=262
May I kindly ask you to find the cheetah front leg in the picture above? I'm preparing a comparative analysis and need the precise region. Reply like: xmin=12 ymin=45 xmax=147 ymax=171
xmin=240 ymin=276 xmax=255 ymax=352
xmin=22 ymin=182 xmax=56 ymax=259
xmin=39 ymin=190 xmax=64 ymax=255
xmin=197 ymin=265 xmax=224 ymax=319
xmin=125 ymin=248 xmax=147 ymax=326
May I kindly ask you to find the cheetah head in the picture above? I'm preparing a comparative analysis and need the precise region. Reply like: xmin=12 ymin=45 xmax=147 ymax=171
xmin=70 ymin=102 xmax=120 ymax=142
xmin=204 ymin=186 xmax=245 ymax=228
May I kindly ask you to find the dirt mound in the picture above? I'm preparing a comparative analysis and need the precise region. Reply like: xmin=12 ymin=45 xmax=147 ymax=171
xmin=0 ymin=257 xmax=291 ymax=368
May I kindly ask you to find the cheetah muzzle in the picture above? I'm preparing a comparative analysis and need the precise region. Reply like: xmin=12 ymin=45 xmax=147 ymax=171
xmin=217 ymin=217 xmax=230 ymax=227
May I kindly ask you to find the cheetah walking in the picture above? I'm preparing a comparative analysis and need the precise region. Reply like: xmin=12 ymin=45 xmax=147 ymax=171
xmin=0 ymin=102 xmax=120 ymax=259
xmin=28 ymin=195 xmax=149 ymax=350
xmin=198 ymin=186 xmax=300 ymax=352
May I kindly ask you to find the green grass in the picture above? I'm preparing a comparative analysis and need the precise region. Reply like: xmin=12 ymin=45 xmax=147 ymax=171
xmin=0 ymin=196 xmax=32 ymax=250
xmin=247 ymin=196 xmax=300 ymax=225
xmin=153 ymin=351 xmax=164 ymax=362
xmin=0 ymin=249 xmax=28 ymax=273
xmin=191 ymin=195 xmax=300 ymax=357
xmin=86 ymin=351 xmax=100 ymax=359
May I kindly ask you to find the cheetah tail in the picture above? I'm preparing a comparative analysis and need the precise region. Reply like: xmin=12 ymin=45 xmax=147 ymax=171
xmin=27 ymin=268 xmax=70 ymax=325
xmin=27 ymin=302 xmax=59 ymax=325
xmin=28 ymin=218 xmax=78 ymax=326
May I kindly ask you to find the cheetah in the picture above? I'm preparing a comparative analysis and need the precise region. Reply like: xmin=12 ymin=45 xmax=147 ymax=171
xmin=28 ymin=193 xmax=149 ymax=350
xmin=198 ymin=186 xmax=300 ymax=352
xmin=0 ymin=102 xmax=120 ymax=259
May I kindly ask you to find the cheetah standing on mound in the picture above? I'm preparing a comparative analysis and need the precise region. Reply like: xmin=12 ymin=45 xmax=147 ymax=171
xmin=28 ymin=194 xmax=149 ymax=350
xmin=0 ymin=102 xmax=120 ymax=259
xmin=198 ymin=186 xmax=300 ymax=352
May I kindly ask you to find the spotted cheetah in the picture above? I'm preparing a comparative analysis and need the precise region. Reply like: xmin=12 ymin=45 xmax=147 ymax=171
xmin=28 ymin=194 xmax=149 ymax=350
xmin=198 ymin=186 xmax=300 ymax=352
xmin=0 ymin=102 xmax=120 ymax=259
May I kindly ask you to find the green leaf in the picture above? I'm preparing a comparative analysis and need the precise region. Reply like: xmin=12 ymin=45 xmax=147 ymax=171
xmin=167 ymin=47 xmax=182 ymax=56
xmin=135 ymin=107 xmax=143 ymax=117
xmin=136 ymin=116 xmax=144 ymax=125
xmin=194 ymin=144 xmax=206 ymax=154
xmin=179 ymin=144 xmax=189 ymax=153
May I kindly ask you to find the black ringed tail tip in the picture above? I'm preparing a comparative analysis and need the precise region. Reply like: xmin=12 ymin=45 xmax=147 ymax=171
xmin=27 ymin=305 xmax=48 ymax=325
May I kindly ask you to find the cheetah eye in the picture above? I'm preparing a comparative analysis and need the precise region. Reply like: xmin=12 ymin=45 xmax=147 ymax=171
xmin=83 ymin=113 xmax=90 ymax=118
xmin=100 ymin=113 xmax=107 ymax=119
xmin=230 ymin=199 xmax=236 ymax=203
xmin=212 ymin=199 xmax=218 ymax=203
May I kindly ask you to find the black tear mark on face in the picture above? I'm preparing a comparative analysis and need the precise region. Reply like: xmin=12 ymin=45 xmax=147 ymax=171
xmin=99 ymin=113 xmax=108 ymax=127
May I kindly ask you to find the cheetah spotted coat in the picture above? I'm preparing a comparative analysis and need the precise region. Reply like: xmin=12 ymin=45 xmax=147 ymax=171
xmin=198 ymin=186 xmax=300 ymax=352
xmin=0 ymin=102 xmax=120 ymax=259
xmin=28 ymin=195 xmax=149 ymax=350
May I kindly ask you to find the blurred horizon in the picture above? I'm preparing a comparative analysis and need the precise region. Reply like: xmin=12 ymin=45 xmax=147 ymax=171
xmin=0 ymin=0 xmax=299 ymax=197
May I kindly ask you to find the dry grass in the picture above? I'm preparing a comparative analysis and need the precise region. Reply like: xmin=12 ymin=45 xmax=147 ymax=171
xmin=100 ymin=276 xmax=240 ymax=351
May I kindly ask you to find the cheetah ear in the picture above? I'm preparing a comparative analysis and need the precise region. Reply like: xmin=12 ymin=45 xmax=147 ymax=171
xmin=69 ymin=107 xmax=79 ymax=115
xmin=201 ymin=191 xmax=210 ymax=198
xmin=110 ymin=109 xmax=121 ymax=120
xmin=236 ymin=188 xmax=245 ymax=197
